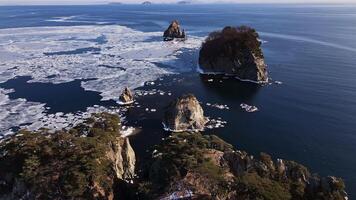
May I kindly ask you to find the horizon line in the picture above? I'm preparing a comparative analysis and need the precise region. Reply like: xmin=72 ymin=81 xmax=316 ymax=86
xmin=1 ymin=2 xmax=356 ymax=6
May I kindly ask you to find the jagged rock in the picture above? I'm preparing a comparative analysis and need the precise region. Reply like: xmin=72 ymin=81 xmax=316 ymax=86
xmin=163 ymin=20 xmax=186 ymax=41
xmin=198 ymin=26 xmax=268 ymax=83
xmin=163 ymin=94 xmax=207 ymax=132
xmin=107 ymin=137 xmax=136 ymax=180
xmin=139 ymin=132 xmax=348 ymax=199
xmin=119 ymin=87 xmax=134 ymax=105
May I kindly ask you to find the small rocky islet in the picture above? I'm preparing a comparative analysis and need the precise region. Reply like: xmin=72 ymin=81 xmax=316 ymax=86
xmin=198 ymin=26 xmax=268 ymax=83
xmin=163 ymin=20 xmax=186 ymax=41
xmin=0 ymin=24 xmax=348 ymax=200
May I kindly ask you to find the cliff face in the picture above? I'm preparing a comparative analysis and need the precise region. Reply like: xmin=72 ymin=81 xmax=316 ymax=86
xmin=163 ymin=94 xmax=207 ymax=132
xmin=107 ymin=137 xmax=136 ymax=180
xmin=0 ymin=113 xmax=348 ymax=200
xmin=199 ymin=26 xmax=268 ymax=83
xmin=0 ymin=113 xmax=135 ymax=200
xmin=138 ymin=132 xmax=348 ymax=200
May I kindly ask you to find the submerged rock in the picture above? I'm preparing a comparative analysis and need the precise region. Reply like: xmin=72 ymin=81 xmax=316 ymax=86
xmin=119 ymin=87 xmax=134 ymax=105
xmin=198 ymin=26 xmax=268 ymax=83
xmin=163 ymin=94 xmax=206 ymax=132
xmin=163 ymin=20 xmax=186 ymax=41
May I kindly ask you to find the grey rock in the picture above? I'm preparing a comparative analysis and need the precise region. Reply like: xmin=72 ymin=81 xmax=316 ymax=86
xmin=163 ymin=94 xmax=206 ymax=132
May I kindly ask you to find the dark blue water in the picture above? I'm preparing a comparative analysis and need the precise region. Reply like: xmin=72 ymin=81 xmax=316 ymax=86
xmin=0 ymin=4 xmax=356 ymax=196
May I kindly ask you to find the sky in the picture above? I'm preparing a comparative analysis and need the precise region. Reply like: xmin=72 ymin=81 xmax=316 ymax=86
xmin=0 ymin=0 xmax=355 ymax=5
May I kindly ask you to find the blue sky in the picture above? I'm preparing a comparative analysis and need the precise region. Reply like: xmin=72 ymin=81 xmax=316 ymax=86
xmin=0 ymin=0 xmax=355 ymax=5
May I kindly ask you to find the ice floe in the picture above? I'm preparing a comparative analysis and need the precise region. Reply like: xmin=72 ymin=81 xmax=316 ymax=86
xmin=120 ymin=126 xmax=136 ymax=137
xmin=240 ymin=103 xmax=259 ymax=113
xmin=0 ymin=88 xmax=46 ymax=137
xmin=206 ymin=103 xmax=230 ymax=110
xmin=162 ymin=117 xmax=228 ymax=132
xmin=0 ymin=25 xmax=204 ymax=136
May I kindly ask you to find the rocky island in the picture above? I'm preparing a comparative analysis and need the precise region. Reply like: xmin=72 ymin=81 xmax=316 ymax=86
xmin=163 ymin=20 xmax=186 ymax=41
xmin=198 ymin=26 xmax=268 ymax=83
xmin=163 ymin=94 xmax=207 ymax=132
xmin=118 ymin=87 xmax=134 ymax=105
xmin=141 ymin=1 xmax=152 ymax=5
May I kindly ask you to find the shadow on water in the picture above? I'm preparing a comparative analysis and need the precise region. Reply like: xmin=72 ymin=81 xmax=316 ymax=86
xmin=43 ymin=47 xmax=101 ymax=56
xmin=0 ymin=76 xmax=117 ymax=113
xmin=199 ymin=74 xmax=261 ymax=102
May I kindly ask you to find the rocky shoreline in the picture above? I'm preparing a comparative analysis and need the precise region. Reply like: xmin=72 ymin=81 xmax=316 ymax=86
xmin=0 ymin=24 xmax=349 ymax=200
xmin=0 ymin=95 xmax=349 ymax=200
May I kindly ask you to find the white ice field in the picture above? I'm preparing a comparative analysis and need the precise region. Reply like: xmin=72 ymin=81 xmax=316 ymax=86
xmin=0 ymin=25 xmax=204 ymax=136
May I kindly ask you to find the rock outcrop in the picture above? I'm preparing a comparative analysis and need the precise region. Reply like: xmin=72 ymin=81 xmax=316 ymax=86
xmin=0 ymin=113 xmax=135 ymax=200
xmin=198 ymin=26 xmax=268 ymax=83
xmin=0 ymin=113 xmax=349 ymax=200
xmin=163 ymin=20 xmax=186 ymax=41
xmin=163 ymin=94 xmax=207 ymax=132
xmin=107 ymin=137 xmax=136 ymax=180
xmin=119 ymin=87 xmax=134 ymax=105
xmin=138 ymin=132 xmax=348 ymax=200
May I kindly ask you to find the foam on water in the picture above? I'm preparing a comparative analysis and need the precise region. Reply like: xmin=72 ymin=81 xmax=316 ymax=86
xmin=0 ymin=25 xmax=204 ymax=135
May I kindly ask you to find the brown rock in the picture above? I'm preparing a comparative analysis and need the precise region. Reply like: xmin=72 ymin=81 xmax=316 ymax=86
xmin=119 ymin=87 xmax=134 ymax=105
xmin=163 ymin=20 xmax=186 ymax=41
xmin=163 ymin=94 xmax=206 ymax=132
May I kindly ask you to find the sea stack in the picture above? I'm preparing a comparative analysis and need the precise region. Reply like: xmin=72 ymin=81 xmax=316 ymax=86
xmin=198 ymin=26 xmax=268 ymax=83
xmin=163 ymin=20 xmax=186 ymax=41
xmin=163 ymin=94 xmax=206 ymax=132
xmin=119 ymin=87 xmax=134 ymax=105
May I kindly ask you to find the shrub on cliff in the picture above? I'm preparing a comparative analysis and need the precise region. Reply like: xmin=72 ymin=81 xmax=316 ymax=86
xmin=199 ymin=26 xmax=268 ymax=82
xmin=0 ymin=113 xmax=129 ymax=199
xmin=200 ymin=26 xmax=263 ymax=63
xmin=138 ymin=132 xmax=347 ymax=200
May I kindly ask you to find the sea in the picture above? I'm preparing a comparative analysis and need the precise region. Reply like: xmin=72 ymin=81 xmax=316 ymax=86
xmin=0 ymin=4 xmax=355 ymax=196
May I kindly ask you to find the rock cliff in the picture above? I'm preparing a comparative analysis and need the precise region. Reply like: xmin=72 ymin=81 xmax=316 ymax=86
xmin=138 ymin=132 xmax=348 ymax=200
xmin=199 ymin=26 xmax=268 ymax=83
xmin=163 ymin=94 xmax=207 ymax=132
xmin=0 ymin=113 xmax=348 ymax=200
xmin=0 ymin=113 xmax=135 ymax=200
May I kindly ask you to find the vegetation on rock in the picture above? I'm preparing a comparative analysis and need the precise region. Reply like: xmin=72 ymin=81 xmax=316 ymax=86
xmin=0 ymin=113 xmax=135 ymax=200
xmin=137 ymin=132 xmax=347 ymax=200
xmin=199 ymin=26 xmax=268 ymax=82
xmin=0 ymin=113 xmax=348 ymax=200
